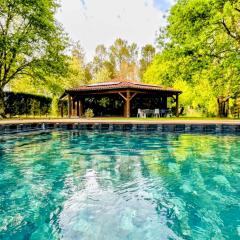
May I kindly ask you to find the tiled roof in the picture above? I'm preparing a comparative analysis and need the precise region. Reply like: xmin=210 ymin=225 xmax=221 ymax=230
xmin=66 ymin=80 xmax=182 ymax=93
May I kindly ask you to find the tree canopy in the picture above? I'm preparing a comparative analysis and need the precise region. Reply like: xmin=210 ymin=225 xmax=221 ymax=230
xmin=0 ymin=0 xmax=68 ymax=116
xmin=85 ymin=39 xmax=156 ymax=83
xmin=144 ymin=0 xmax=240 ymax=117
xmin=6 ymin=0 xmax=240 ymax=118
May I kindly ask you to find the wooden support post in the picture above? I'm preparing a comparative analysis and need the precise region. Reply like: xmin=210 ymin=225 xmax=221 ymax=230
xmin=68 ymin=95 xmax=72 ymax=118
xmin=77 ymin=100 xmax=80 ymax=117
xmin=61 ymin=101 xmax=64 ymax=118
xmin=72 ymin=100 xmax=76 ymax=116
xmin=176 ymin=94 xmax=179 ymax=117
xmin=162 ymin=96 xmax=167 ymax=109
xmin=120 ymin=91 xmax=135 ymax=118
xmin=79 ymin=98 xmax=84 ymax=117
xmin=124 ymin=91 xmax=131 ymax=118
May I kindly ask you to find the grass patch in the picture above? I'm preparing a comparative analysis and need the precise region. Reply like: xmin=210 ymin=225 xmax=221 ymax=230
xmin=1 ymin=116 xmax=238 ymax=121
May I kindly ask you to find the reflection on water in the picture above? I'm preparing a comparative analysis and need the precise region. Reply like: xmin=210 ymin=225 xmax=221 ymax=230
xmin=0 ymin=131 xmax=239 ymax=240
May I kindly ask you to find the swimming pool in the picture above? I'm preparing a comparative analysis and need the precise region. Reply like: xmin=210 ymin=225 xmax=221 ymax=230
xmin=0 ymin=131 xmax=239 ymax=239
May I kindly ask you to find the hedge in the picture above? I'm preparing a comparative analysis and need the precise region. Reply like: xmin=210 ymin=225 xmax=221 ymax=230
xmin=4 ymin=92 xmax=67 ymax=117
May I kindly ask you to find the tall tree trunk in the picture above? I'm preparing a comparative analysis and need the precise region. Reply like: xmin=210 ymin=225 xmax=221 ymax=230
xmin=0 ymin=89 xmax=6 ymax=118
xmin=217 ymin=96 xmax=230 ymax=118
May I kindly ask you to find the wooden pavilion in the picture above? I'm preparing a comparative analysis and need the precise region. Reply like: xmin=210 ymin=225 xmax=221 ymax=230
xmin=61 ymin=80 xmax=182 ymax=118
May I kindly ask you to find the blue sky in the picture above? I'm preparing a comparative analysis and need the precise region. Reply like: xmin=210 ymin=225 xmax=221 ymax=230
xmin=154 ymin=0 xmax=176 ymax=11
xmin=57 ymin=0 xmax=175 ymax=60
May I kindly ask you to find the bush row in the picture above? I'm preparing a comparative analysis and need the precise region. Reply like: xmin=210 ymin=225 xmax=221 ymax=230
xmin=4 ymin=92 xmax=67 ymax=117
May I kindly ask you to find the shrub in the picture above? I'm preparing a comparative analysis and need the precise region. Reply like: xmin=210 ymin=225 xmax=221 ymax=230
xmin=51 ymin=97 xmax=59 ymax=117
xmin=84 ymin=108 xmax=94 ymax=118
xmin=5 ymin=92 xmax=52 ymax=117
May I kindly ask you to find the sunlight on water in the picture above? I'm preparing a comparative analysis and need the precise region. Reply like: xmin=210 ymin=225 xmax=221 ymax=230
xmin=0 ymin=131 xmax=239 ymax=239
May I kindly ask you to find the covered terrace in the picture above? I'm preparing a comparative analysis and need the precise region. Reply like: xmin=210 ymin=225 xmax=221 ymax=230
xmin=61 ymin=80 xmax=182 ymax=118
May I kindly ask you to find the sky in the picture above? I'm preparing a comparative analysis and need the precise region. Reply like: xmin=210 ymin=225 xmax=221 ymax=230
xmin=56 ymin=0 xmax=176 ymax=61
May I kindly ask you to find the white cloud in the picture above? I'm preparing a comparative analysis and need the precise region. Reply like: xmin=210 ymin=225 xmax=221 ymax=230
xmin=56 ymin=0 xmax=168 ymax=61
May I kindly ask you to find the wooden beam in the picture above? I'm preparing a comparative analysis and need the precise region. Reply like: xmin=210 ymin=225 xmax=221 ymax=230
xmin=130 ymin=93 xmax=137 ymax=101
xmin=68 ymin=95 xmax=72 ymax=118
xmin=72 ymin=95 xmax=79 ymax=101
xmin=77 ymin=100 xmax=80 ymax=117
xmin=176 ymin=94 xmax=179 ymax=117
xmin=118 ymin=92 xmax=127 ymax=101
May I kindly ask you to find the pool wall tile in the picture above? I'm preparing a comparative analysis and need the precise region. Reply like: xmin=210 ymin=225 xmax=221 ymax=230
xmin=136 ymin=124 xmax=146 ymax=131
xmin=204 ymin=125 xmax=216 ymax=133
xmin=100 ymin=124 xmax=110 ymax=130
xmin=185 ymin=125 xmax=191 ymax=133
xmin=162 ymin=124 xmax=175 ymax=132
xmin=174 ymin=124 xmax=185 ymax=132
xmin=0 ymin=122 xmax=240 ymax=134
xmin=235 ymin=125 xmax=240 ymax=132
xmin=157 ymin=125 xmax=163 ymax=131
xmin=221 ymin=125 xmax=236 ymax=133
xmin=113 ymin=124 xmax=123 ymax=131
xmin=146 ymin=124 xmax=158 ymax=131
xmin=123 ymin=124 xmax=133 ymax=131
xmin=190 ymin=125 xmax=204 ymax=133
xmin=216 ymin=125 xmax=222 ymax=133
xmin=132 ymin=125 xmax=137 ymax=131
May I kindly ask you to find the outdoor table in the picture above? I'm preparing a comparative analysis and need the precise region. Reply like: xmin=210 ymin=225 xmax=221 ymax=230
xmin=142 ymin=109 xmax=155 ymax=118
xmin=141 ymin=109 xmax=173 ymax=118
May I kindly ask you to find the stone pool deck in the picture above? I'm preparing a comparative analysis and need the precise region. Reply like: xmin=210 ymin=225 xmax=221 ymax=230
xmin=0 ymin=118 xmax=240 ymax=134
xmin=0 ymin=118 xmax=240 ymax=125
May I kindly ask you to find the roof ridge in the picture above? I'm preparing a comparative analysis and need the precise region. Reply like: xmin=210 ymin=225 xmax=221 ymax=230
xmin=65 ymin=80 xmax=182 ymax=94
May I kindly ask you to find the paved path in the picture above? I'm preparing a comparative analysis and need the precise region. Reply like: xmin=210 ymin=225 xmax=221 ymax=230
xmin=0 ymin=118 xmax=240 ymax=125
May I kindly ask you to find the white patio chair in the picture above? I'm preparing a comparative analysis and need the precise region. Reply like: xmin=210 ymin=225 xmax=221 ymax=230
xmin=154 ymin=109 xmax=160 ymax=118
xmin=137 ymin=108 xmax=142 ymax=118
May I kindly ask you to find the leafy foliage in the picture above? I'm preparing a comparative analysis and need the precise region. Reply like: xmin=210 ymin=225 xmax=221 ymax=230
xmin=89 ymin=39 xmax=156 ymax=82
xmin=8 ymin=0 xmax=240 ymax=118
xmin=84 ymin=108 xmax=94 ymax=118
xmin=139 ymin=44 xmax=156 ymax=80
xmin=5 ymin=92 xmax=52 ymax=117
xmin=0 ymin=0 xmax=69 ymax=116
xmin=144 ymin=0 xmax=240 ymax=117
xmin=10 ymin=43 xmax=89 ymax=115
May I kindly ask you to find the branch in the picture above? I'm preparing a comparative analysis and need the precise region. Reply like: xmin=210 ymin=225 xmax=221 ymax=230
xmin=2 ymin=18 xmax=33 ymax=84
xmin=235 ymin=8 xmax=240 ymax=13
xmin=1 ymin=61 xmax=32 ymax=87
xmin=0 ymin=21 xmax=4 ymax=33
xmin=221 ymin=19 xmax=240 ymax=42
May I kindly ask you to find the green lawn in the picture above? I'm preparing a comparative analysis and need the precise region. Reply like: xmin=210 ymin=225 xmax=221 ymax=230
xmin=1 ymin=116 xmax=238 ymax=121
xmin=95 ymin=117 xmax=232 ymax=120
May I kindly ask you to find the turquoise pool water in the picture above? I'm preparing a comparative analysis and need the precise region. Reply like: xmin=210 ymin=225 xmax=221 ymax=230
xmin=0 ymin=131 xmax=239 ymax=240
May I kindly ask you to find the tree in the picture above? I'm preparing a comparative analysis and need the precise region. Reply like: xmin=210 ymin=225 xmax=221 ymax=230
xmin=109 ymin=38 xmax=130 ymax=72
xmin=91 ymin=44 xmax=115 ymax=81
xmin=168 ymin=0 xmax=240 ymax=117
xmin=0 ymin=0 xmax=68 ymax=117
xmin=11 ymin=43 xmax=88 ymax=116
xmin=144 ymin=0 xmax=240 ymax=117
xmin=90 ymin=40 xmax=140 ymax=82
xmin=109 ymin=38 xmax=139 ymax=80
xmin=92 ymin=66 xmax=112 ymax=83
xmin=139 ymin=44 xmax=155 ymax=80
xmin=92 ymin=44 xmax=108 ymax=72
